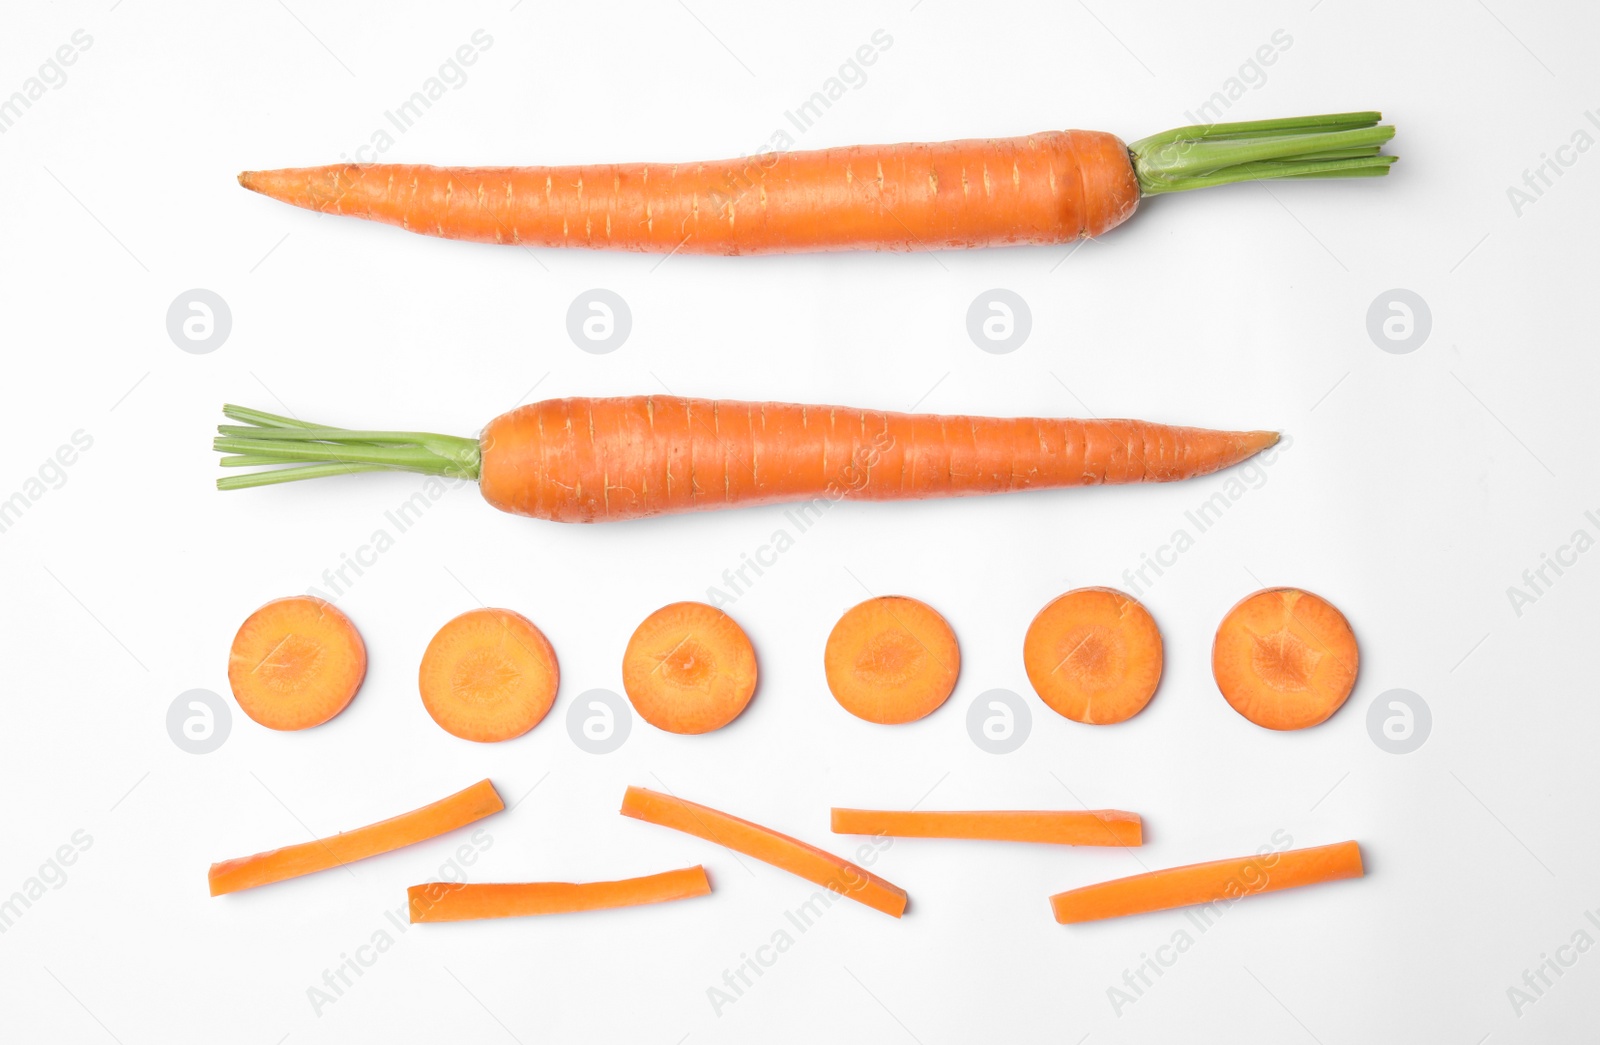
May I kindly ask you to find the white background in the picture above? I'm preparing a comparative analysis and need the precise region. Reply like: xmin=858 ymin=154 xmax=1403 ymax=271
xmin=1 ymin=0 xmax=1595 ymax=1041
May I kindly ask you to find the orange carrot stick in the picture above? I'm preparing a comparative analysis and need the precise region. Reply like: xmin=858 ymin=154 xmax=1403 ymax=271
xmin=620 ymin=786 xmax=907 ymax=918
xmin=408 ymin=866 xmax=711 ymax=922
xmin=1050 ymin=840 xmax=1364 ymax=924
xmin=832 ymin=808 xmax=1141 ymax=847
xmin=237 ymin=113 xmax=1396 ymax=254
xmin=208 ymin=780 xmax=503 ymax=896
xmin=214 ymin=398 xmax=1280 ymax=524
xmin=228 ymin=595 xmax=366 ymax=730
xmin=1212 ymin=588 xmax=1359 ymax=730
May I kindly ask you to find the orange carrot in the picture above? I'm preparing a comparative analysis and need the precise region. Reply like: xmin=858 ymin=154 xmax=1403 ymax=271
xmin=832 ymin=808 xmax=1141 ymax=847
xmin=237 ymin=113 xmax=1395 ymax=254
xmin=824 ymin=596 xmax=959 ymax=724
xmin=418 ymin=608 xmax=559 ymax=742
xmin=209 ymin=779 xmax=503 ymax=896
xmin=408 ymin=866 xmax=711 ymax=922
xmin=227 ymin=595 xmax=366 ymax=730
xmin=620 ymin=786 xmax=907 ymax=918
xmin=1023 ymin=587 xmax=1163 ymax=725
xmin=213 ymin=398 xmax=1280 ymax=524
xmin=622 ymin=602 xmax=757 ymax=735
xmin=1212 ymin=588 xmax=1359 ymax=730
xmin=1050 ymin=840 xmax=1364 ymax=924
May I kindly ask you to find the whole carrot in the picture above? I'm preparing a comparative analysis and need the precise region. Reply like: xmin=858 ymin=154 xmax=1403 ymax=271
xmin=212 ymin=397 xmax=1277 ymax=524
xmin=238 ymin=112 xmax=1396 ymax=254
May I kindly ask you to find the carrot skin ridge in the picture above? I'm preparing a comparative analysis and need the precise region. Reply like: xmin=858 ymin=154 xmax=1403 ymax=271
xmin=476 ymin=397 xmax=1281 ymax=523
xmin=408 ymin=866 xmax=711 ymax=922
xmin=1049 ymin=840 xmax=1364 ymax=924
xmin=620 ymin=786 xmax=907 ymax=918
xmin=208 ymin=780 xmax=504 ymax=896
xmin=237 ymin=130 xmax=1140 ymax=254
xmin=831 ymin=808 xmax=1142 ymax=847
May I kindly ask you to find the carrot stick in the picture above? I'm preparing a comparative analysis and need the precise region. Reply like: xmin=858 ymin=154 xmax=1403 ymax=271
xmin=212 ymin=398 xmax=1280 ymax=524
xmin=1023 ymin=587 xmax=1163 ymax=725
xmin=832 ymin=808 xmax=1141 ymax=847
xmin=1212 ymin=588 xmax=1359 ymax=730
xmin=237 ymin=113 xmax=1396 ymax=254
xmin=622 ymin=602 xmax=757 ymax=734
xmin=824 ymin=596 xmax=959 ymax=724
xmin=419 ymin=608 xmax=560 ymax=742
xmin=1050 ymin=840 xmax=1364 ymax=924
xmin=619 ymin=786 xmax=907 ymax=918
xmin=408 ymin=866 xmax=711 ymax=922
xmin=228 ymin=595 xmax=366 ymax=730
xmin=208 ymin=779 xmax=504 ymax=896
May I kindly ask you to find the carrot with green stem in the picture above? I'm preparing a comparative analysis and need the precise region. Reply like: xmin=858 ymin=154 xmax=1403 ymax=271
xmin=212 ymin=397 xmax=1279 ymax=524
xmin=238 ymin=112 xmax=1396 ymax=254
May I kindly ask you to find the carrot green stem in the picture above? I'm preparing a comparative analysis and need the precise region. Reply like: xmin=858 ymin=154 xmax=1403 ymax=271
xmin=1129 ymin=111 xmax=1397 ymax=195
xmin=214 ymin=404 xmax=480 ymax=490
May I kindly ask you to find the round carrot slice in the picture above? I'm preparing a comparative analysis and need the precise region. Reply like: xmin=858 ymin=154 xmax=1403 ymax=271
xmin=227 ymin=595 xmax=366 ymax=730
xmin=824 ymin=596 xmax=960 ymax=724
xmin=1022 ymin=587 xmax=1163 ymax=725
xmin=418 ymin=608 xmax=559 ymax=742
xmin=1212 ymin=588 xmax=1359 ymax=730
xmin=622 ymin=602 xmax=757 ymax=735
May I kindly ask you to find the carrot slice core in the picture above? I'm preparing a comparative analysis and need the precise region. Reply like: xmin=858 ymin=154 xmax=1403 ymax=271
xmin=824 ymin=596 xmax=960 ymax=724
xmin=408 ymin=865 xmax=711 ymax=922
xmin=1212 ymin=587 xmax=1359 ymax=730
xmin=419 ymin=608 xmax=560 ymax=742
xmin=227 ymin=595 xmax=366 ymax=730
xmin=620 ymin=786 xmax=907 ymax=917
xmin=622 ymin=602 xmax=757 ymax=734
xmin=1050 ymin=840 xmax=1364 ymax=924
xmin=209 ymin=779 xmax=504 ymax=896
xmin=1023 ymin=587 xmax=1162 ymax=725
xmin=831 ymin=808 xmax=1141 ymax=846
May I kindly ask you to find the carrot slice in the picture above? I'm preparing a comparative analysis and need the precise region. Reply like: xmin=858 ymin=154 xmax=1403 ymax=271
xmin=831 ymin=808 xmax=1141 ymax=847
xmin=622 ymin=602 xmax=757 ymax=734
xmin=418 ymin=608 xmax=559 ymax=742
xmin=208 ymin=779 xmax=503 ymax=896
xmin=824 ymin=596 xmax=960 ymax=724
xmin=1212 ymin=587 xmax=1359 ymax=730
xmin=1050 ymin=840 xmax=1364 ymax=924
xmin=1023 ymin=587 xmax=1163 ymax=725
xmin=227 ymin=595 xmax=366 ymax=730
xmin=408 ymin=865 xmax=711 ymax=922
xmin=620 ymin=786 xmax=907 ymax=917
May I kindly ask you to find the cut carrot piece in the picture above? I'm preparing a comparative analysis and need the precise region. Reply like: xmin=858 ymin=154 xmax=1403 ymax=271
xmin=227 ymin=595 xmax=366 ymax=730
xmin=1051 ymin=840 xmax=1364 ymax=924
xmin=1023 ymin=587 xmax=1162 ymax=725
xmin=1212 ymin=588 xmax=1359 ymax=730
xmin=208 ymin=779 xmax=503 ymax=896
xmin=824 ymin=596 xmax=960 ymax=724
xmin=418 ymin=608 xmax=559 ymax=742
xmin=408 ymin=865 xmax=711 ymax=922
xmin=622 ymin=602 xmax=757 ymax=734
xmin=620 ymin=786 xmax=907 ymax=917
xmin=831 ymin=808 xmax=1141 ymax=847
